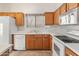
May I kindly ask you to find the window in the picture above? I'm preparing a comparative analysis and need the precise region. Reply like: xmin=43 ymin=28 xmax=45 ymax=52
xmin=25 ymin=14 xmax=45 ymax=27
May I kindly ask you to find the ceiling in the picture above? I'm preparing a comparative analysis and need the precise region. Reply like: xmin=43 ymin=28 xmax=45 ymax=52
xmin=0 ymin=3 xmax=63 ymax=13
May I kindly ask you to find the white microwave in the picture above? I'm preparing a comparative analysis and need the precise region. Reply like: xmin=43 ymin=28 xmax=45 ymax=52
xmin=59 ymin=8 xmax=78 ymax=25
xmin=59 ymin=14 xmax=69 ymax=25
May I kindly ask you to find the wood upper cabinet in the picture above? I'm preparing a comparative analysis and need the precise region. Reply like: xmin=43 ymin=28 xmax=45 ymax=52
xmin=60 ymin=4 xmax=67 ymax=15
xmin=0 ymin=13 xmax=8 ymax=16
xmin=15 ymin=12 xmax=24 ymax=26
xmin=45 ymin=12 xmax=54 ymax=25
xmin=25 ymin=34 xmax=52 ymax=50
xmin=67 ymin=3 xmax=79 ymax=11
xmin=65 ymin=47 xmax=79 ymax=56
xmin=0 ymin=12 xmax=24 ymax=26
xmin=7 ymin=13 xmax=16 ymax=18
xmin=54 ymin=9 xmax=60 ymax=25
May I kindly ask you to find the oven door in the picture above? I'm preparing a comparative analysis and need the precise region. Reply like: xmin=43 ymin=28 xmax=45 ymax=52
xmin=54 ymin=38 xmax=65 ymax=56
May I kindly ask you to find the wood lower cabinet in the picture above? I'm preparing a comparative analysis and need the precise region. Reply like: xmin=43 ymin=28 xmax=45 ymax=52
xmin=65 ymin=47 xmax=79 ymax=56
xmin=26 ymin=35 xmax=35 ymax=49
xmin=43 ymin=35 xmax=52 ymax=50
xmin=26 ymin=34 xmax=52 ymax=50
xmin=34 ymin=36 xmax=43 ymax=49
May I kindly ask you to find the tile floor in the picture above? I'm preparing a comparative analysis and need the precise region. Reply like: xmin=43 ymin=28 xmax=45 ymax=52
xmin=9 ymin=50 xmax=52 ymax=56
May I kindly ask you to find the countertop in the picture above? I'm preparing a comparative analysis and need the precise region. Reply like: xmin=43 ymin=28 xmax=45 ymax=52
xmin=11 ymin=30 xmax=51 ymax=34
xmin=11 ymin=28 xmax=63 ymax=35
xmin=11 ymin=30 xmax=57 ymax=36
xmin=0 ymin=44 xmax=13 ymax=55
xmin=12 ymin=29 xmax=79 ymax=55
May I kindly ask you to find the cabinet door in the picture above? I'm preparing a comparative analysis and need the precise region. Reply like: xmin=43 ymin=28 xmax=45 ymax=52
xmin=26 ymin=35 xmax=52 ymax=50
xmin=15 ymin=13 xmax=24 ymax=26
xmin=45 ymin=12 xmax=54 ymax=25
xmin=0 ymin=12 xmax=8 ymax=16
xmin=26 ymin=35 xmax=35 ymax=49
xmin=60 ymin=4 xmax=67 ymax=15
xmin=34 ymin=36 xmax=43 ymax=49
xmin=0 ymin=12 xmax=24 ymax=26
xmin=54 ymin=9 xmax=60 ymax=25
xmin=65 ymin=47 xmax=79 ymax=56
xmin=67 ymin=3 xmax=78 ymax=10
xmin=43 ymin=35 xmax=52 ymax=50
xmin=14 ymin=35 xmax=25 ymax=50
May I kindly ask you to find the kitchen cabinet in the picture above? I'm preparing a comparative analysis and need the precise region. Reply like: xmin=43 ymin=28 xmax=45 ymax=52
xmin=7 ymin=13 xmax=16 ymax=19
xmin=0 ymin=12 xmax=24 ymax=26
xmin=26 ymin=35 xmax=43 ymax=50
xmin=54 ymin=9 xmax=60 ymax=25
xmin=14 ymin=35 xmax=25 ymax=50
xmin=45 ymin=12 xmax=54 ymax=25
xmin=65 ymin=47 xmax=79 ymax=56
xmin=26 ymin=34 xmax=52 ymax=50
xmin=0 ymin=13 xmax=8 ymax=16
xmin=43 ymin=35 xmax=52 ymax=50
xmin=34 ymin=35 xmax=43 ymax=49
xmin=26 ymin=35 xmax=36 ymax=49
xmin=60 ymin=4 xmax=67 ymax=15
xmin=67 ymin=3 xmax=79 ymax=11
xmin=15 ymin=12 xmax=24 ymax=26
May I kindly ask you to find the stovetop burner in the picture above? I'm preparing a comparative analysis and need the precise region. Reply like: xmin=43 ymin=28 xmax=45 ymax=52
xmin=55 ymin=36 xmax=79 ymax=43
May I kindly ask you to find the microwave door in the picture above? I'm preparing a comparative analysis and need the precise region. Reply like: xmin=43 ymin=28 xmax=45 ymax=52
xmin=60 ymin=16 xmax=66 ymax=25
xmin=65 ymin=15 xmax=69 ymax=24
xmin=63 ymin=16 xmax=67 ymax=24
xmin=70 ymin=13 xmax=77 ymax=24
xmin=68 ymin=15 xmax=71 ymax=24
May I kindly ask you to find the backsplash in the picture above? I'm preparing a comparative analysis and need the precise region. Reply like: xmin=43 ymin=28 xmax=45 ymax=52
xmin=44 ymin=25 xmax=79 ymax=35
xmin=16 ymin=24 xmax=79 ymax=35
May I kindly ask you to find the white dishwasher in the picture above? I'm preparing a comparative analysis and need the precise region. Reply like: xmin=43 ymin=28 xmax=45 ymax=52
xmin=14 ymin=35 xmax=25 ymax=50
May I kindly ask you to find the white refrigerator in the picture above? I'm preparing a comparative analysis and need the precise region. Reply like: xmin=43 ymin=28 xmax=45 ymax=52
xmin=0 ymin=16 xmax=17 ymax=44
